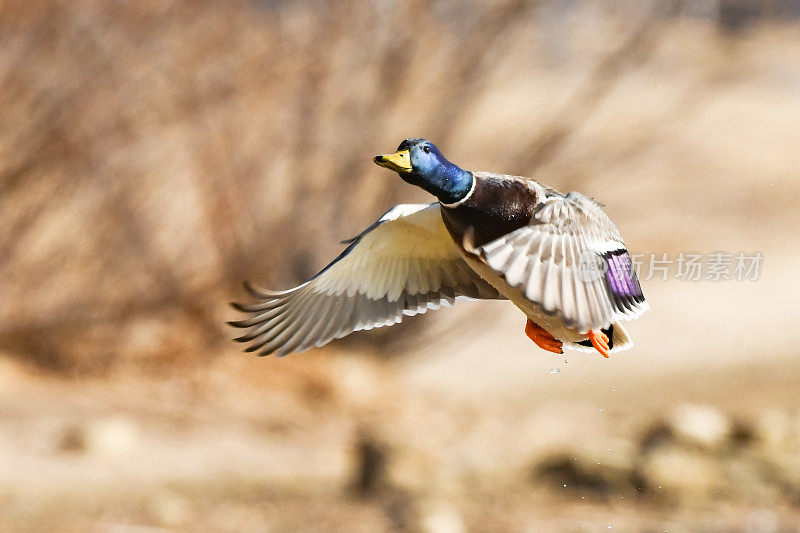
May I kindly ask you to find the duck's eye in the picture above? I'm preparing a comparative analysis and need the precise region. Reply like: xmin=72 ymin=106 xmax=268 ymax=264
xmin=423 ymin=146 xmax=430 ymax=154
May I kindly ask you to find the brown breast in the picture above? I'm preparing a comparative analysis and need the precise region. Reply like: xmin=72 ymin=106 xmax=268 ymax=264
xmin=440 ymin=174 xmax=537 ymax=249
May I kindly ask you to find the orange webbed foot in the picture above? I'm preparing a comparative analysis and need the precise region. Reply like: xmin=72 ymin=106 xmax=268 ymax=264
xmin=588 ymin=329 xmax=610 ymax=358
xmin=525 ymin=319 xmax=563 ymax=354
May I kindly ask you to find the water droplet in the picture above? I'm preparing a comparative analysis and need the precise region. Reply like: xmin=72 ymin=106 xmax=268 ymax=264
xmin=563 ymin=484 xmax=567 ymax=488
xmin=611 ymin=388 xmax=616 ymax=392
xmin=599 ymin=408 xmax=604 ymax=413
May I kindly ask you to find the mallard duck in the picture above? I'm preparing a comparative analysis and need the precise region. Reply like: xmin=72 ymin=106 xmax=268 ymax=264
xmin=229 ymin=139 xmax=648 ymax=358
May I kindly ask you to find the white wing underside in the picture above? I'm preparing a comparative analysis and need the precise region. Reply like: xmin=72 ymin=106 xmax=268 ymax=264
xmin=230 ymin=203 xmax=500 ymax=356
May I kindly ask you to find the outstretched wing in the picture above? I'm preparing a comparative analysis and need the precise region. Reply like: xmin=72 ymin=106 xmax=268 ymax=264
xmin=229 ymin=203 xmax=501 ymax=356
xmin=474 ymin=191 xmax=648 ymax=334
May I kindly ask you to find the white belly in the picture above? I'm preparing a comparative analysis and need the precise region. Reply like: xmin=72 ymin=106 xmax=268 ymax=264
xmin=459 ymin=252 xmax=584 ymax=341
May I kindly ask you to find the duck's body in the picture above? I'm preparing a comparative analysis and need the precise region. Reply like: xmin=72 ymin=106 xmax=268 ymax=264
xmin=230 ymin=140 xmax=648 ymax=358
xmin=438 ymin=171 xmax=646 ymax=354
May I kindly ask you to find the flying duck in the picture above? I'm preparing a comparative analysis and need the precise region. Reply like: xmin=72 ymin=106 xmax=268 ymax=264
xmin=229 ymin=139 xmax=648 ymax=358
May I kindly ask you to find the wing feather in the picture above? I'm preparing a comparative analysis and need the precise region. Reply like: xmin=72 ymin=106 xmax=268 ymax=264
xmin=230 ymin=203 xmax=503 ymax=356
xmin=474 ymin=191 xmax=648 ymax=333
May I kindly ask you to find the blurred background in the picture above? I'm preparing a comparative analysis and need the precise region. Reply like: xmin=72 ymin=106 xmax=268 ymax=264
xmin=1 ymin=0 xmax=800 ymax=530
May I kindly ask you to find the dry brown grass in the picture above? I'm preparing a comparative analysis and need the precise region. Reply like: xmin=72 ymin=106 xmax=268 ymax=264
xmin=0 ymin=0 xmax=695 ymax=372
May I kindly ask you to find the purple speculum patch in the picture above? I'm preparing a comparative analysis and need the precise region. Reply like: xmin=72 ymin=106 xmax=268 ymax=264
xmin=603 ymin=250 xmax=644 ymax=306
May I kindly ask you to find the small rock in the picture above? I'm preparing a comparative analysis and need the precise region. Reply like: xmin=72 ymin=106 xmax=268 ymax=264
xmin=669 ymin=404 xmax=732 ymax=450
xmin=638 ymin=446 xmax=726 ymax=500
xmin=418 ymin=500 xmax=465 ymax=533
xmin=85 ymin=416 xmax=139 ymax=457
xmin=532 ymin=441 xmax=637 ymax=497
xmin=641 ymin=404 xmax=733 ymax=453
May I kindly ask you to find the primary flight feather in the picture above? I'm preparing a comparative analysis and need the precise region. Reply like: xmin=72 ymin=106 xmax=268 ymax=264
xmin=229 ymin=139 xmax=648 ymax=358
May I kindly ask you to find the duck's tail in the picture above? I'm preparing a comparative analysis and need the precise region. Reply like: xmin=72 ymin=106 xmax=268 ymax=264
xmin=570 ymin=322 xmax=634 ymax=355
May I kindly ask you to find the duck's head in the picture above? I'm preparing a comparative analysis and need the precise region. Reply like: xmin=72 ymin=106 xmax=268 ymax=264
xmin=374 ymin=138 xmax=473 ymax=204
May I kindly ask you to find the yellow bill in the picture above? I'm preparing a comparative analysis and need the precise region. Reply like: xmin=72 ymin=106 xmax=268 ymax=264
xmin=373 ymin=149 xmax=412 ymax=173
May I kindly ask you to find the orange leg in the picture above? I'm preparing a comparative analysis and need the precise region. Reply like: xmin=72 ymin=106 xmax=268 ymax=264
xmin=525 ymin=319 xmax=563 ymax=354
xmin=588 ymin=329 xmax=611 ymax=358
